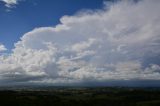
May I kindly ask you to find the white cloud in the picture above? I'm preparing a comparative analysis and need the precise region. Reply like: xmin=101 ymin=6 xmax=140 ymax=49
xmin=0 ymin=44 xmax=7 ymax=52
xmin=71 ymin=38 xmax=96 ymax=52
xmin=0 ymin=0 xmax=21 ymax=8
xmin=0 ymin=0 xmax=160 ymax=85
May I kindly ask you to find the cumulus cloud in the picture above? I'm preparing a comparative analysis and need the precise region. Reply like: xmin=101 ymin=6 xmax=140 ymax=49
xmin=0 ymin=0 xmax=160 ymax=85
xmin=0 ymin=0 xmax=21 ymax=8
xmin=0 ymin=44 xmax=7 ymax=52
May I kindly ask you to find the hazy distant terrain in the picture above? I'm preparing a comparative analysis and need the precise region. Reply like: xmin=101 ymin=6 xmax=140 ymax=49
xmin=0 ymin=87 xmax=160 ymax=106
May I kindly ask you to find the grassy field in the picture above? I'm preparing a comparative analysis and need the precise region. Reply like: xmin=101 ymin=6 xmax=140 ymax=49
xmin=0 ymin=87 xmax=160 ymax=106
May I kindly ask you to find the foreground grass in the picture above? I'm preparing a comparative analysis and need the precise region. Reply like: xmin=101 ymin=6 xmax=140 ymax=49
xmin=0 ymin=87 xmax=160 ymax=106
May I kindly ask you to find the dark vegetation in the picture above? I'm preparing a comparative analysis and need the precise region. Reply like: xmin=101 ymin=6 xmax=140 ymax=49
xmin=0 ymin=87 xmax=160 ymax=106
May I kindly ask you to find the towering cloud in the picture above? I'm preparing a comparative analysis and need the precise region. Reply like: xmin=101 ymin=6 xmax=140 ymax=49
xmin=0 ymin=0 xmax=160 ymax=85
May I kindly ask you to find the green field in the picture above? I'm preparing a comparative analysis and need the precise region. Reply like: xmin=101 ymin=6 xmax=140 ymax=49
xmin=0 ymin=87 xmax=160 ymax=106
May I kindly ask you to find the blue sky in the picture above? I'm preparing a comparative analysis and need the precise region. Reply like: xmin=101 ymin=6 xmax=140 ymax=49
xmin=0 ymin=0 xmax=160 ymax=86
xmin=0 ymin=0 xmax=104 ymax=50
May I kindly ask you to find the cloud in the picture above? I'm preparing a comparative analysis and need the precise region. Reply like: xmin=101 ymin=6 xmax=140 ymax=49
xmin=0 ymin=0 xmax=160 ymax=85
xmin=0 ymin=0 xmax=21 ymax=8
xmin=0 ymin=44 xmax=7 ymax=52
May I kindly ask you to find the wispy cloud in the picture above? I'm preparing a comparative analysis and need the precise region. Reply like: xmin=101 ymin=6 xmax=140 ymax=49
xmin=0 ymin=44 xmax=7 ymax=52
xmin=0 ymin=0 xmax=21 ymax=8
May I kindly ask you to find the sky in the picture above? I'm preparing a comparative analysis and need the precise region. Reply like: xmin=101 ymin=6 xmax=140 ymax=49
xmin=0 ymin=0 xmax=160 ymax=86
